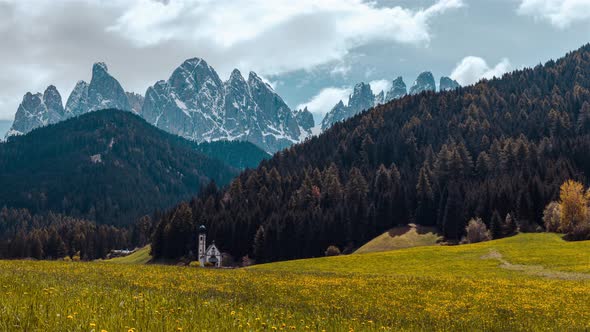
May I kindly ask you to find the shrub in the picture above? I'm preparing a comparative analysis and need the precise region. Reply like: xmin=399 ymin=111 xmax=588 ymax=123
xmin=325 ymin=245 xmax=341 ymax=256
xmin=62 ymin=256 xmax=72 ymax=262
xmin=543 ymin=201 xmax=561 ymax=232
xmin=559 ymin=180 xmax=587 ymax=233
xmin=464 ymin=218 xmax=491 ymax=243
xmin=204 ymin=262 xmax=214 ymax=267
xmin=564 ymin=223 xmax=590 ymax=241
xmin=189 ymin=261 xmax=200 ymax=268
xmin=72 ymin=251 xmax=81 ymax=262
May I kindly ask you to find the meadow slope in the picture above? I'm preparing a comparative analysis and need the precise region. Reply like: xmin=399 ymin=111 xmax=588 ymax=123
xmin=0 ymin=234 xmax=588 ymax=331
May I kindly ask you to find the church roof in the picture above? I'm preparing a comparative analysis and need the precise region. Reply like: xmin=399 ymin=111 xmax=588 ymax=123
xmin=206 ymin=243 xmax=219 ymax=253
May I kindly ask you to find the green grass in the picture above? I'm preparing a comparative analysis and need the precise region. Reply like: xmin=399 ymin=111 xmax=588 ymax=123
xmin=0 ymin=233 xmax=589 ymax=331
xmin=355 ymin=224 xmax=441 ymax=254
xmin=106 ymin=245 xmax=152 ymax=264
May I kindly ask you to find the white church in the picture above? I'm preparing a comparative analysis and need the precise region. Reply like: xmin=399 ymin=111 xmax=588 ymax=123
xmin=198 ymin=225 xmax=222 ymax=267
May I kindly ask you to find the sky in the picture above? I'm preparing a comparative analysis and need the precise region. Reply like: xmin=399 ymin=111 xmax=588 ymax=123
xmin=1 ymin=0 xmax=590 ymax=126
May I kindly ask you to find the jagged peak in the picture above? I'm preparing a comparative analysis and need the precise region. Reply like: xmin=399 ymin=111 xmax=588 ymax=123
xmin=248 ymin=71 xmax=275 ymax=92
xmin=74 ymin=80 xmax=89 ymax=88
xmin=353 ymin=82 xmax=370 ymax=90
xmin=44 ymin=85 xmax=59 ymax=93
xmin=392 ymin=76 xmax=406 ymax=86
xmin=248 ymin=71 xmax=262 ymax=82
xmin=92 ymin=62 xmax=108 ymax=74
xmin=228 ymin=68 xmax=246 ymax=84
xmin=179 ymin=57 xmax=213 ymax=73
xmin=23 ymin=91 xmax=40 ymax=99
xmin=415 ymin=71 xmax=434 ymax=80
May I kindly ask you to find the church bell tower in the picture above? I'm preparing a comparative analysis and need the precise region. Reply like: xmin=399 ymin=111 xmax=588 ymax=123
xmin=198 ymin=224 xmax=206 ymax=265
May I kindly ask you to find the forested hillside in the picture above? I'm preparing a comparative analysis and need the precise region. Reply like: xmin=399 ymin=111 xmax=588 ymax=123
xmin=194 ymin=140 xmax=269 ymax=170
xmin=0 ymin=110 xmax=237 ymax=226
xmin=152 ymin=44 xmax=590 ymax=263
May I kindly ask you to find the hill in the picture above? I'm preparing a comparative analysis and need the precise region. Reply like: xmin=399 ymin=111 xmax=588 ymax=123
xmin=0 ymin=233 xmax=588 ymax=330
xmin=194 ymin=140 xmax=269 ymax=170
xmin=152 ymin=43 xmax=590 ymax=263
xmin=354 ymin=224 xmax=441 ymax=254
xmin=106 ymin=245 xmax=152 ymax=264
xmin=0 ymin=109 xmax=238 ymax=226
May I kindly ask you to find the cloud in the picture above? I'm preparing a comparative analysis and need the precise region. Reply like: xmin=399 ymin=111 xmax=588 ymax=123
xmin=517 ymin=0 xmax=590 ymax=28
xmin=296 ymin=87 xmax=352 ymax=117
xmin=368 ymin=79 xmax=392 ymax=95
xmin=450 ymin=56 xmax=512 ymax=86
xmin=0 ymin=0 xmax=463 ymax=120
xmin=330 ymin=63 xmax=352 ymax=77
xmin=109 ymin=0 xmax=464 ymax=75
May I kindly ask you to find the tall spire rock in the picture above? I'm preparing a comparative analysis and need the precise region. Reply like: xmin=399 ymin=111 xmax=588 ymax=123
xmin=86 ymin=62 xmax=131 ymax=112
xmin=386 ymin=77 xmax=407 ymax=102
xmin=321 ymin=82 xmax=377 ymax=131
xmin=64 ymin=81 xmax=89 ymax=117
xmin=440 ymin=76 xmax=460 ymax=91
xmin=409 ymin=72 xmax=436 ymax=95
xmin=142 ymin=60 xmax=314 ymax=153
xmin=6 ymin=85 xmax=65 ymax=137
xmin=64 ymin=62 xmax=131 ymax=117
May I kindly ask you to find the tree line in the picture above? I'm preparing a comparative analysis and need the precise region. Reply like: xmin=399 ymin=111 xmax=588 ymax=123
xmin=0 ymin=207 xmax=153 ymax=260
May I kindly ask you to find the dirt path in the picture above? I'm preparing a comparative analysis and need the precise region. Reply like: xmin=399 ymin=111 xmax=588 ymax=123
xmin=481 ymin=249 xmax=590 ymax=281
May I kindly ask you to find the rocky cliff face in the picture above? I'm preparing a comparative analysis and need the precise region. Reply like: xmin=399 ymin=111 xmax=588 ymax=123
xmin=409 ymin=72 xmax=436 ymax=95
xmin=142 ymin=58 xmax=314 ymax=152
xmin=440 ymin=76 xmax=460 ymax=91
xmin=321 ymin=82 xmax=378 ymax=130
xmin=126 ymin=92 xmax=144 ymax=114
xmin=7 ymin=85 xmax=64 ymax=137
xmin=64 ymin=63 xmax=131 ymax=117
xmin=385 ymin=77 xmax=407 ymax=102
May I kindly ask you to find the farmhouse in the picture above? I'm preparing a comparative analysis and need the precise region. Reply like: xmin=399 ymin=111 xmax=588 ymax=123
xmin=198 ymin=225 xmax=222 ymax=267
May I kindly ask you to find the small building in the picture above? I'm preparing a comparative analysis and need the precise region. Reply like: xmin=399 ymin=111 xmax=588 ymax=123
xmin=198 ymin=225 xmax=222 ymax=267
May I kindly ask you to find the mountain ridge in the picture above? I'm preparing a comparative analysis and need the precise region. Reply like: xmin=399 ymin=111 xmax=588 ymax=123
xmin=7 ymin=59 xmax=314 ymax=153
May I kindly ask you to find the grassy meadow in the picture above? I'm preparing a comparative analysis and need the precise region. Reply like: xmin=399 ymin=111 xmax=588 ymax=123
xmin=0 ymin=233 xmax=589 ymax=331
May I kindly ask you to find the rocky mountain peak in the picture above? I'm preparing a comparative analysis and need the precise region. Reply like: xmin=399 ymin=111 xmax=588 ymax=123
xmin=64 ymin=81 xmax=89 ymax=117
xmin=142 ymin=59 xmax=313 ymax=153
xmin=92 ymin=62 xmax=108 ymax=76
xmin=386 ymin=76 xmax=407 ymax=102
xmin=7 ymin=86 xmax=65 ymax=137
xmin=348 ymin=82 xmax=375 ymax=111
xmin=87 ymin=62 xmax=130 ymax=112
xmin=440 ymin=76 xmax=460 ymax=91
xmin=409 ymin=71 xmax=436 ymax=95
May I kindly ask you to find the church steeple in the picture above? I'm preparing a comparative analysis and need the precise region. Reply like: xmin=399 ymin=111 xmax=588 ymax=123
xmin=198 ymin=225 xmax=206 ymax=265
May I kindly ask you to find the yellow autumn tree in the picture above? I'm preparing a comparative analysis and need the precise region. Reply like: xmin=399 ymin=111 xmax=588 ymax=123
xmin=558 ymin=180 xmax=588 ymax=233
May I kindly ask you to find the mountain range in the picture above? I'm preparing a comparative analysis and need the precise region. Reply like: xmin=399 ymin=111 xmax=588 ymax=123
xmin=7 ymin=60 xmax=314 ymax=153
xmin=321 ymin=73 xmax=460 ymax=130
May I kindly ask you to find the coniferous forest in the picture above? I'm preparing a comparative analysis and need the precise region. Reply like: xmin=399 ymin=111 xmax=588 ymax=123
xmin=152 ymin=44 xmax=590 ymax=263
xmin=0 ymin=110 xmax=243 ymax=226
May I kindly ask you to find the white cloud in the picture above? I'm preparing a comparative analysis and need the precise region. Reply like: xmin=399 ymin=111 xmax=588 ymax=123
xmin=450 ymin=56 xmax=512 ymax=86
xmin=109 ymin=0 xmax=464 ymax=75
xmin=517 ymin=0 xmax=590 ymax=28
xmin=296 ymin=87 xmax=352 ymax=117
xmin=330 ymin=63 xmax=352 ymax=77
xmin=369 ymin=79 xmax=391 ymax=95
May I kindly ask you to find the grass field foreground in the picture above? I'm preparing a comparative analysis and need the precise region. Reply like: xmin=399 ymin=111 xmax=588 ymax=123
xmin=0 ymin=233 xmax=588 ymax=331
